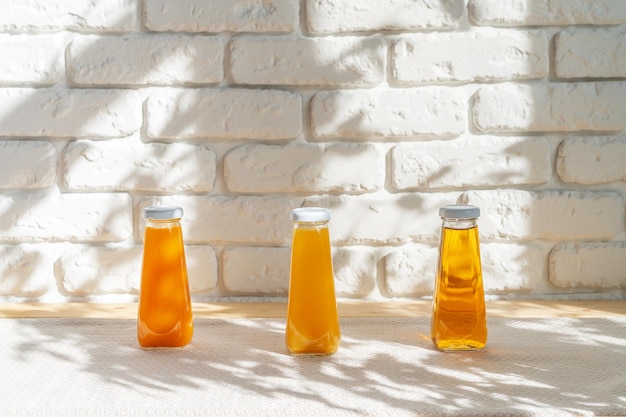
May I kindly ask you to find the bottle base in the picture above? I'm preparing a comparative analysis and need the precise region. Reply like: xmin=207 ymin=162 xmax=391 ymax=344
xmin=288 ymin=351 xmax=337 ymax=357
xmin=433 ymin=340 xmax=486 ymax=352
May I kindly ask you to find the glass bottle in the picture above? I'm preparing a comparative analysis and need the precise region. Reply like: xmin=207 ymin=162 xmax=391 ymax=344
xmin=286 ymin=207 xmax=341 ymax=355
xmin=138 ymin=206 xmax=193 ymax=348
xmin=431 ymin=204 xmax=487 ymax=351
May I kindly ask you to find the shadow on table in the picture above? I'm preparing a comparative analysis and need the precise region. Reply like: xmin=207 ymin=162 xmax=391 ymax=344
xmin=7 ymin=317 xmax=626 ymax=416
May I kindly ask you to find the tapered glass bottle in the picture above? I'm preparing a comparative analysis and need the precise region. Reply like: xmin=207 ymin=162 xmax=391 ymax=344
xmin=138 ymin=206 xmax=193 ymax=348
xmin=431 ymin=204 xmax=487 ymax=351
xmin=286 ymin=207 xmax=341 ymax=356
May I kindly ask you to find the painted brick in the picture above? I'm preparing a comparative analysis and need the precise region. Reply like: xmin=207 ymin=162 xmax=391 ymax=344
xmin=557 ymin=136 xmax=626 ymax=185
xmin=383 ymin=244 xmax=438 ymax=296
xmin=185 ymin=245 xmax=219 ymax=293
xmin=550 ymin=242 xmax=626 ymax=289
xmin=144 ymin=0 xmax=298 ymax=32
xmin=59 ymin=246 xmax=142 ymax=295
xmin=473 ymin=82 xmax=626 ymax=133
xmin=59 ymin=244 xmax=217 ymax=295
xmin=0 ymin=0 xmax=137 ymax=32
xmin=68 ymin=35 xmax=224 ymax=86
xmin=0 ymin=88 xmax=142 ymax=138
xmin=306 ymin=0 xmax=464 ymax=33
xmin=303 ymin=193 xmax=461 ymax=245
xmin=311 ymin=89 xmax=465 ymax=139
xmin=461 ymin=190 xmax=624 ymax=241
xmin=146 ymin=89 xmax=302 ymax=140
xmin=555 ymin=27 xmax=626 ymax=78
xmin=481 ymin=243 xmax=543 ymax=293
xmin=224 ymin=143 xmax=384 ymax=193
xmin=63 ymin=138 xmax=216 ymax=192
xmin=332 ymin=247 xmax=377 ymax=297
xmin=231 ymin=36 xmax=385 ymax=87
xmin=384 ymin=243 xmax=544 ymax=296
xmin=223 ymin=245 xmax=377 ymax=296
xmin=469 ymin=0 xmax=626 ymax=26
xmin=0 ymin=192 xmax=132 ymax=243
xmin=391 ymin=136 xmax=551 ymax=190
xmin=138 ymin=196 xmax=302 ymax=245
xmin=0 ymin=244 xmax=55 ymax=296
xmin=393 ymin=31 xmax=548 ymax=84
xmin=0 ymin=141 xmax=56 ymax=189
xmin=0 ymin=34 xmax=65 ymax=85
xmin=223 ymin=246 xmax=289 ymax=294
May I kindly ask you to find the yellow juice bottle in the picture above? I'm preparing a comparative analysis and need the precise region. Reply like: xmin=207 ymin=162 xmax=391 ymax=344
xmin=286 ymin=207 xmax=341 ymax=355
xmin=138 ymin=206 xmax=193 ymax=348
xmin=431 ymin=204 xmax=487 ymax=351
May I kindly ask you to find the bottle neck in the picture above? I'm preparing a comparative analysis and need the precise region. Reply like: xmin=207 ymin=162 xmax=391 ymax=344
xmin=146 ymin=218 xmax=181 ymax=228
xmin=292 ymin=220 xmax=329 ymax=229
xmin=441 ymin=217 xmax=477 ymax=230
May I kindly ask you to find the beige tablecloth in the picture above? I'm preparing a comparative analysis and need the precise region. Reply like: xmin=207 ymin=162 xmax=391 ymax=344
xmin=1 ymin=317 xmax=624 ymax=416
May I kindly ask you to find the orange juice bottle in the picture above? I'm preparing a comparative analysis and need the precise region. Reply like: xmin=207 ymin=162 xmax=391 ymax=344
xmin=138 ymin=206 xmax=193 ymax=348
xmin=286 ymin=207 xmax=341 ymax=355
xmin=431 ymin=204 xmax=487 ymax=351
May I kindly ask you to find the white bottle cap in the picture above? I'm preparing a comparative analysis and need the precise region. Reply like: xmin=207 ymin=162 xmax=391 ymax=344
xmin=290 ymin=207 xmax=331 ymax=223
xmin=143 ymin=205 xmax=184 ymax=220
xmin=439 ymin=204 xmax=480 ymax=219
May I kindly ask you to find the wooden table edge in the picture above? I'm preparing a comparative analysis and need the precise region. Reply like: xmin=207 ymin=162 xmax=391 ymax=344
xmin=1 ymin=300 xmax=624 ymax=319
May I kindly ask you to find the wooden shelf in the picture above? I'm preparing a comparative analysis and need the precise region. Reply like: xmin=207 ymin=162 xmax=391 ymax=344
xmin=1 ymin=300 xmax=624 ymax=319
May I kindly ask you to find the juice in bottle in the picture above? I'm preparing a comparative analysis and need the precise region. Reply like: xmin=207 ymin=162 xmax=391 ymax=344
xmin=431 ymin=204 xmax=487 ymax=351
xmin=138 ymin=206 xmax=193 ymax=348
xmin=286 ymin=207 xmax=341 ymax=355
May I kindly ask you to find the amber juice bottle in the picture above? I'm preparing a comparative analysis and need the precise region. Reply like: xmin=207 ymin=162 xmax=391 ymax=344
xmin=138 ymin=206 xmax=193 ymax=348
xmin=286 ymin=207 xmax=341 ymax=356
xmin=431 ymin=204 xmax=487 ymax=351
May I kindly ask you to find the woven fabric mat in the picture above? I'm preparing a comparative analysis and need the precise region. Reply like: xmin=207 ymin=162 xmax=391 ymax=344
xmin=1 ymin=317 xmax=625 ymax=417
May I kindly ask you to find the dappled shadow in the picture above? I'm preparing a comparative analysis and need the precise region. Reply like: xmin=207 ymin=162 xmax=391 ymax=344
xmin=2 ymin=316 xmax=625 ymax=415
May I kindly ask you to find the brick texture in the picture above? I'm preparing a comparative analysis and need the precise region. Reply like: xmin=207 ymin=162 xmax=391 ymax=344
xmin=59 ymin=245 xmax=217 ymax=295
xmin=303 ymin=193 xmax=461 ymax=245
xmin=64 ymin=138 xmax=217 ymax=192
xmin=393 ymin=31 xmax=548 ymax=84
xmin=306 ymin=0 xmax=464 ymax=33
xmin=0 ymin=141 xmax=56 ymax=189
xmin=312 ymin=89 xmax=465 ymax=138
xmin=469 ymin=0 xmax=626 ymax=26
xmin=0 ymin=34 xmax=66 ymax=85
xmin=0 ymin=88 xmax=141 ymax=138
xmin=231 ymin=36 xmax=386 ymax=87
xmin=224 ymin=143 xmax=384 ymax=193
xmin=0 ymin=0 xmax=137 ymax=32
xmin=557 ymin=136 xmax=626 ymax=184
xmin=383 ymin=243 xmax=544 ymax=296
xmin=0 ymin=192 xmax=132 ymax=243
xmin=550 ymin=242 xmax=626 ymax=289
xmin=473 ymin=83 xmax=626 ymax=133
xmin=461 ymin=190 xmax=624 ymax=241
xmin=555 ymin=27 xmax=626 ymax=78
xmin=138 ymin=196 xmax=301 ymax=245
xmin=68 ymin=35 xmax=224 ymax=86
xmin=223 ymin=246 xmax=290 ymax=294
xmin=0 ymin=245 xmax=55 ymax=296
xmin=144 ymin=0 xmax=298 ymax=32
xmin=146 ymin=89 xmax=302 ymax=140
xmin=0 ymin=0 xmax=624 ymax=301
xmin=391 ymin=136 xmax=551 ymax=190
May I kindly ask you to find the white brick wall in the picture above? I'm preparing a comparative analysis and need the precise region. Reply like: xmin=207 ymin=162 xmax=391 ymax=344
xmin=0 ymin=0 xmax=624 ymax=302
xmin=68 ymin=35 xmax=225 ymax=86
xmin=311 ymin=89 xmax=466 ymax=138
xmin=230 ymin=36 xmax=386 ymax=87
xmin=392 ymin=31 xmax=549 ymax=84
xmin=224 ymin=143 xmax=384 ymax=193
